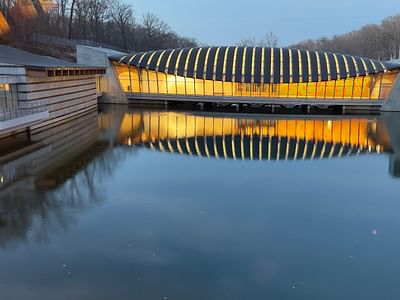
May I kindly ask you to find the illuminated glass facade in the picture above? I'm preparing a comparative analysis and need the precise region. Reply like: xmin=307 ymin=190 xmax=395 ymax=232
xmin=112 ymin=47 xmax=400 ymax=101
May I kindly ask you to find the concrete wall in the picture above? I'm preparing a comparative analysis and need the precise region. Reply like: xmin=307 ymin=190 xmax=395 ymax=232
xmin=77 ymin=45 xmax=127 ymax=104
xmin=0 ymin=65 xmax=27 ymax=84
xmin=381 ymin=73 xmax=400 ymax=112
xmin=16 ymin=76 xmax=98 ymax=131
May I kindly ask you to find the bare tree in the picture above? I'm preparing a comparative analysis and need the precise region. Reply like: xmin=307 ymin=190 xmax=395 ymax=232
xmin=56 ymin=0 xmax=69 ymax=36
xmin=1 ymin=0 xmax=198 ymax=54
xmin=141 ymin=12 xmax=170 ymax=49
xmin=261 ymin=31 xmax=278 ymax=47
xmin=382 ymin=15 xmax=400 ymax=59
xmin=109 ymin=1 xmax=133 ymax=51
xmin=237 ymin=37 xmax=257 ymax=47
xmin=87 ymin=0 xmax=108 ymax=41
xmin=237 ymin=32 xmax=278 ymax=47
xmin=68 ymin=0 xmax=75 ymax=39
xmin=291 ymin=14 xmax=400 ymax=60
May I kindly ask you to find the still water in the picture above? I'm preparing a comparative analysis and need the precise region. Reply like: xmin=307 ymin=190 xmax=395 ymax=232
xmin=1 ymin=105 xmax=400 ymax=300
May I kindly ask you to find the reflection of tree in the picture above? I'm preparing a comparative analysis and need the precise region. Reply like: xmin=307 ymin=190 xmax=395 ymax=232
xmin=0 ymin=144 xmax=128 ymax=249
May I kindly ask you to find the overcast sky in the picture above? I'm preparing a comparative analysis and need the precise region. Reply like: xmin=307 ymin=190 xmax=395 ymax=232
xmin=129 ymin=0 xmax=400 ymax=46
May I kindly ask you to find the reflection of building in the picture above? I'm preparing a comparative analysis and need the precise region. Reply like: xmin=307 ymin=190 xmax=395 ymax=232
xmin=0 ymin=110 xmax=101 ymax=190
xmin=0 ymin=109 xmax=118 ymax=248
xmin=110 ymin=47 xmax=400 ymax=110
xmin=98 ymin=107 xmax=400 ymax=177
xmin=101 ymin=109 xmax=388 ymax=161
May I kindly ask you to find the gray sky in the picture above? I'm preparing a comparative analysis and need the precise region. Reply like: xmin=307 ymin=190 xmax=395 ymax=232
xmin=129 ymin=0 xmax=400 ymax=46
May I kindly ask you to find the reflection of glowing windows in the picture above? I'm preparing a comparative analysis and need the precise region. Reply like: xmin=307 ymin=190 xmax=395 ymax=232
xmin=120 ymin=112 xmax=384 ymax=161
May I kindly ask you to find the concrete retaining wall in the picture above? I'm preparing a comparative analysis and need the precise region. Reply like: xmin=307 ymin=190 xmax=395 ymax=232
xmin=15 ymin=76 xmax=98 ymax=131
xmin=76 ymin=45 xmax=127 ymax=104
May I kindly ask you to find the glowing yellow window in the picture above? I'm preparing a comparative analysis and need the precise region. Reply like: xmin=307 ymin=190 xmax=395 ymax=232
xmin=241 ymin=84 xmax=250 ymax=97
xmin=288 ymin=83 xmax=298 ymax=98
xmin=270 ymin=84 xmax=279 ymax=97
xmin=157 ymin=73 xmax=168 ymax=94
xmin=361 ymin=77 xmax=372 ymax=99
xmin=176 ymin=75 xmax=186 ymax=94
xmin=343 ymin=78 xmax=354 ymax=98
xmin=233 ymin=83 xmax=241 ymax=97
xmin=185 ymin=77 xmax=195 ymax=95
xmin=129 ymin=67 xmax=140 ymax=93
xmin=223 ymin=81 xmax=233 ymax=96
xmin=334 ymin=79 xmax=345 ymax=98
xmin=260 ymin=84 xmax=270 ymax=98
xmin=214 ymin=81 xmax=223 ymax=96
xmin=324 ymin=80 xmax=335 ymax=98
xmin=298 ymin=82 xmax=307 ymax=98
xmin=379 ymin=73 xmax=397 ymax=99
xmin=115 ymin=65 xmax=131 ymax=92
xmin=195 ymin=79 xmax=204 ymax=96
xmin=251 ymin=83 xmax=260 ymax=97
xmin=370 ymin=74 xmax=382 ymax=100
xmin=316 ymin=82 xmax=326 ymax=98
xmin=279 ymin=83 xmax=289 ymax=98
xmin=352 ymin=77 xmax=363 ymax=98
xmin=148 ymin=70 xmax=158 ymax=93
xmin=307 ymin=82 xmax=317 ymax=98
xmin=141 ymin=70 xmax=150 ymax=93
xmin=204 ymin=80 xmax=214 ymax=96
xmin=166 ymin=74 xmax=177 ymax=94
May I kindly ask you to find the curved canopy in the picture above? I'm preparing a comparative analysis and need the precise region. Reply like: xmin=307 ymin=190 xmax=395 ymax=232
xmin=112 ymin=47 xmax=400 ymax=84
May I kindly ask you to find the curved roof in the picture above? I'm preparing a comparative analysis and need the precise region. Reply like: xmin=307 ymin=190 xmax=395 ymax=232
xmin=113 ymin=47 xmax=400 ymax=84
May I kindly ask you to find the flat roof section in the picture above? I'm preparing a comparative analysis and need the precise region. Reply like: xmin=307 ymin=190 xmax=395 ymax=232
xmin=0 ymin=45 xmax=105 ymax=71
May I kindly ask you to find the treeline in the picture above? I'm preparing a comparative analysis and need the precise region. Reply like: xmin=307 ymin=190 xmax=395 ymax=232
xmin=291 ymin=14 xmax=400 ymax=61
xmin=237 ymin=32 xmax=278 ymax=48
xmin=0 ymin=0 xmax=198 ymax=52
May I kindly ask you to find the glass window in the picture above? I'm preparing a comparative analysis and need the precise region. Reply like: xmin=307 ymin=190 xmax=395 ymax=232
xmin=195 ymin=79 xmax=204 ymax=96
xmin=185 ymin=77 xmax=195 ymax=95
xmin=343 ymin=78 xmax=354 ymax=98
xmin=324 ymin=81 xmax=335 ymax=98
xmin=307 ymin=82 xmax=317 ymax=98
xmin=298 ymin=83 xmax=307 ymax=98
xmin=214 ymin=81 xmax=223 ymax=96
xmin=176 ymin=76 xmax=186 ymax=95
xmin=334 ymin=79 xmax=345 ymax=99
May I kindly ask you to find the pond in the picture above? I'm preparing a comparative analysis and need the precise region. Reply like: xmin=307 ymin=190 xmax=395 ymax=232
xmin=1 ymin=105 xmax=400 ymax=300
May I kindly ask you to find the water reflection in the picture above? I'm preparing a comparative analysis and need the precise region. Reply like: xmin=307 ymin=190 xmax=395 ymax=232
xmin=0 ymin=110 xmax=126 ymax=247
xmin=1 ymin=106 xmax=400 ymax=299
xmin=99 ymin=107 xmax=400 ymax=176
xmin=2 ymin=107 xmax=400 ymax=248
